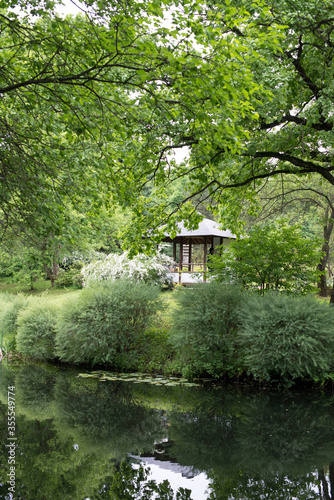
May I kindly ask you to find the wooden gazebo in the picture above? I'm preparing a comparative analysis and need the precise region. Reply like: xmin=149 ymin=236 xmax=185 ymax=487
xmin=162 ymin=218 xmax=236 ymax=284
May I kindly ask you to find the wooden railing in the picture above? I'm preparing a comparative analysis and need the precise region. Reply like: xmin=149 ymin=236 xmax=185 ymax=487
xmin=168 ymin=263 xmax=208 ymax=284
xmin=170 ymin=262 xmax=206 ymax=273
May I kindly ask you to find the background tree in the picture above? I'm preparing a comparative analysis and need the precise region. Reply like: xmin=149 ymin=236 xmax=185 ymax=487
xmin=234 ymin=176 xmax=334 ymax=296
xmin=211 ymin=220 xmax=321 ymax=294
xmin=0 ymin=201 xmax=130 ymax=287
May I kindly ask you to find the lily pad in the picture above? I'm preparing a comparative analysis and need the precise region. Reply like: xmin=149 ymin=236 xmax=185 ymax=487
xmin=82 ymin=370 xmax=202 ymax=387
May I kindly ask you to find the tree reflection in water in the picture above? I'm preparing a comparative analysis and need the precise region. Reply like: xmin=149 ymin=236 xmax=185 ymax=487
xmin=0 ymin=363 xmax=333 ymax=499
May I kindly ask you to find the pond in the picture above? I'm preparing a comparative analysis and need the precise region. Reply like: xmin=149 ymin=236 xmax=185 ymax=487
xmin=0 ymin=362 xmax=333 ymax=499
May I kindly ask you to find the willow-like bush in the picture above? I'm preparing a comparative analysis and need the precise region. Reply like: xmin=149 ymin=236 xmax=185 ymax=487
xmin=238 ymin=293 xmax=334 ymax=384
xmin=0 ymin=293 xmax=12 ymax=330
xmin=16 ymin=299 xmax=59 ymax=360
xmin=0 ymin=294 xmax=32 ymax=352
xmin=0 ymin=293 xmax=12 ymax=312
xmin=171 ymin=283 xmax=244 ymax=378
xmin=0 ymin=294 xmax=15 ymax=352
xmin=1 ymin=294 xmax=30 ymax=335
xmin=56 ymin=280 xmax=160 ymax=368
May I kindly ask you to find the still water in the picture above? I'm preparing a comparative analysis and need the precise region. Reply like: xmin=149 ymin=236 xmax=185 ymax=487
xmin=0 ymin=362 xmax=333 ymax=499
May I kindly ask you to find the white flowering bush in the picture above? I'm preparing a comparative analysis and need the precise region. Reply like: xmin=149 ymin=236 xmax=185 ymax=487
xmin=82 ymin=249 xmax=174 ymax=288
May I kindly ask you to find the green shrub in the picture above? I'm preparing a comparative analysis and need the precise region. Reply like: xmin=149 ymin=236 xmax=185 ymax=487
xmin=1 ymin=294 xmax=30 ymax=333
xmin=0 ymin=292 xmax=13 ymax=307
xmin=16 ymin=299 xmax=59 ymax=361
xmin=238 ymin=293 xmax=334 ymax=384
xmin=0 ymin=294 xmax=31 ymax=352
xmin=171 ymin=283 xmax=244 ymax=378
xmin=0 ymin=293 xmax=13 ymax=327
xmin=56 ymin=280 xmax=160 ymax=368
xmin=0 ymin=294 xmax=13 ymax=353
xmin=137 ymin=314 xmax=177 ymax=374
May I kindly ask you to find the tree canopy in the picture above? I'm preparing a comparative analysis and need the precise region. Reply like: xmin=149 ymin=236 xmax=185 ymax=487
xmin=110 ymin=0 xmax=334 ymax=249
xmin=1 ymin=0 xmax=332 ymax=254
xmin=0 ymin=0 xmax=284 ymax=245
xmin=201 ymin=0 xmax=334 ymax=231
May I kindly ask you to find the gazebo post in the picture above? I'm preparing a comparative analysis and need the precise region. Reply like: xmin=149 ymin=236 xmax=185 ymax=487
xmin=220 ymin=237 xmax=223 ymax=254
xmin=173 ymin=241 xmax=176 ymax=262
xmin=179 ymin=240 xmax=183 ymax=284
xmin=188 ymin=240 xmax=192 ymax=272
xmin=203 ymin=236 xmax=207 ymax=283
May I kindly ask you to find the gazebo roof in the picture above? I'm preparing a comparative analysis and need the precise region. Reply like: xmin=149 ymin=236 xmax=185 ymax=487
xmin=162 ymin=218 xmax=236 ymax=241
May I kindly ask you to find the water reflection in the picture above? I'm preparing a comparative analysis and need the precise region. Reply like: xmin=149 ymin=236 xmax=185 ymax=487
xmin=0 ymin=362 xmax=333 ymax=499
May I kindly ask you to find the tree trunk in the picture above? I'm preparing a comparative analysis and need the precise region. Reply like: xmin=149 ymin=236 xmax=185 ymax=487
xmin=317 ymin=207 xmax=334 ymax=297
xmin=330 ymin=462 xmax=334 ymax=499
xmin=42 ymin=233 xmax=60 ymax=287
xmin=52 ymin=255 xmax=59 ymax=283
xmin=319 ymin=468 xmax=331 ymax=499
xmin=43 ymin=255 xmax=59 ymax=287
xmin=44 ymin=263 xmax=55 ymax=287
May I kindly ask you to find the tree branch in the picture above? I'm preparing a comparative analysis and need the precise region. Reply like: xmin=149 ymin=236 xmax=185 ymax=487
xmin=260 ymin=113 xmax=333 ymax=132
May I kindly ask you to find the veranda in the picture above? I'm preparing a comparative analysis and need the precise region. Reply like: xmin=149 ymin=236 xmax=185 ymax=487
xmin=162 ymin=218 xmax=236 ymax=284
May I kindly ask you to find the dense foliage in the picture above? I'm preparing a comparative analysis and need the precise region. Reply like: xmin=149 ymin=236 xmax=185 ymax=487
xmin=235 ymin=175 xmax=334 ymax=296
xmin=16 ymin=300 xmax=58 ymax=360
xmin=211 ymin=221 xmax=321 ymax=294
xmin=0 ymin=294 xmax=17 ymax=353
xmin=0 ymin=248 xmax=45 ymax=289
xmin=100 ymin=0 xmax=334 ymax=251
xmin=0 ymin=0 xmax=285 ymax=250
xmin=54 ymin=262 xmax=83 ymax=289
xmin=1 ymin=294 xmax=31 ymax=338
xmin=171 ymin=283 xmax=244 ymax=378
xmin=238 ymin=293 xmax=334 ymax=384
xmin=2 ymin=0 xmax=334 ymax=302
xmin=136 ymin=316 xmax=177 ymax=374
xmin=56 ymin=280 xmax=160 ymax=367
xmin=1 ymin=0 xmax=334 ymax=276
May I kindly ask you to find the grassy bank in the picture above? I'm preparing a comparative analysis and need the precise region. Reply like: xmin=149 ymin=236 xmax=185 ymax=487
xmin=0 ymin=280 xmax=334 ymax=387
